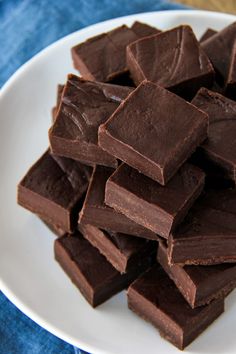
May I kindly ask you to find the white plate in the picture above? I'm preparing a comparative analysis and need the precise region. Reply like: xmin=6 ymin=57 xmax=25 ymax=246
xmin=1 ymin=10 xmax=236 ymax=354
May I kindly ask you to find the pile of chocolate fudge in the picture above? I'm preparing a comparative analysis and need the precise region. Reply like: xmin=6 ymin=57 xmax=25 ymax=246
xmin=17 ymin=20 xmax=236 ymax=350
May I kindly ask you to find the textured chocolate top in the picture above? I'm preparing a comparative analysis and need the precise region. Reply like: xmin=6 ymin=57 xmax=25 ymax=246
xmin=56 ymin=233 xmax=123 ymax=289
xmin=131 ymin=21 xmax=160 ymax=37
xmin=19 ymin=150 xmax=91 ymax=209
xmin=192 ymin=88 xmax=236 ymax=181
xmin=72 ymin=25 xmax=138 ymax=82
xmin=50 ymin=74 xmax=132 ymax=146
xmin=99 ymin=81 xmax=208 ymax=184
xmin=127 ymin=25 xmax=213 ymax=89
xmin=202 ymin=22 xmax=236 ymax=80
xmin=107 ymin=163 xmax=205 ymax=216
xmin=129 ymin=265 xmax=217 ymax=327
xmin=172 ymin=190 xmax=236 ymax=241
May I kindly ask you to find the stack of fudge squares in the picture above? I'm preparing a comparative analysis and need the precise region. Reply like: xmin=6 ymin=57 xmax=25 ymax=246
xmin=17 ymin=21 xmax=236 ymax=350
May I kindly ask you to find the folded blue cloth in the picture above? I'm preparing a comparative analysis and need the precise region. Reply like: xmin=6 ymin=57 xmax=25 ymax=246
xmin=0 ymin=0 xmax=187 ymax=353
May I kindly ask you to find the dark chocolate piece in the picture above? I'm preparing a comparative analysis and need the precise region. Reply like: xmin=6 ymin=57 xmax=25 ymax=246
xmin=192 ymin=87 xmax=236 ymax=183
xmin=105 ymin=163 xmax=205 ymax=239
xmin=79 ymin=166 xmax=156 ymax=239
xmin=131 ymin=21 xmax=161 ymax=38
xmin=52 ymin=84 xmax=64 ymax=122
xmin=225 ymin=41 xmax=236 ymax=99
xmin=49 ymin=74 xmax=132 ymax=167
xmin=202 ymin=22 xmax=236 ymax=82
xmin=127 ymin=265 xmax=224 ymax=350
xmin=127 ymin=25 xmax=214 ymax=98
xmin=54 ymin=232 xmax=154 ymax=307
xmin=71 ymin=25 xmax=138 ymax=82
xmin=158 ymin=241 xmax=236 ymax=308
xmin=17 ymin=150 xmax=92 ymax=232
xmin=199 ymin=28 xmax=217 ymax=43
xmin=79 ymin=224 xmax=157 ymax=273
xmin=99 ymin=81 xmax=208 ymax=185
xmin=168 ymin=189 xmax=236 ymax=265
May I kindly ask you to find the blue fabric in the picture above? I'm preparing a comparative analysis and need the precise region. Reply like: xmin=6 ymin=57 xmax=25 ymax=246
xmin=0 ymin=0 xmax=188 ymax=353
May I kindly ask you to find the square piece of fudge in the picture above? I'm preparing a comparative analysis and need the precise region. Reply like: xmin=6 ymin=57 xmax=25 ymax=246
xmin=99 ymin=81 xmax=208 ymax=185
xmin=55 ymin=232 xmax=154 ymax=307
xmin=158 ymin=241 xmax=236 ymax=308
xmin=168 ymin=189 xmax=236 ymax=265
xmin=105 ymin=163 xmax=205 ymax=239
xmin=192 ymin=88 xmax=236 ymax=183
xmin=17 ymin=150 xmax=92 ymax=232
xmin=79 ymin=165 xmax=156 ymax=239
xmin=127 ymin=265 xmax=224 ymax=350
xmin=127 ymin=25 xmax=214 ymax=98
xmin=49 ymin=74 xmax=132 ymax=167
xmin=202 ymin=21 xmax=236 ymax=82
xmin=71 ymin=25 xmax=138 ymax=82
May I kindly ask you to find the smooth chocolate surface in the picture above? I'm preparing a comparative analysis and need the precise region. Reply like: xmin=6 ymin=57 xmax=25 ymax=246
xmin=18 ymin=150 xmax=92 ymax=232
xmin=202 ymin=22 xmax=236 ymax=82
xmin=127 ymin=25 xmax=214 ymax=98
xmin=79 ymin=166 xmax=156 ymax=239
xmin=158 ymin=241 xmax=236 ymax=308
xmin=54 ymin=232 xmax=154 ymax=307
xmin=99 ymin=81 xmax=208 ymax=185
xmin=225 ymin=41 xmax=236 ymax=99
xmin=71 ymin=25 xmax=138 ymax=82
xmin=52 ymin=84 xmax=64 ymax=122
xmin=131 ymin=21 xmax=161 ymax=37
xmin=127 ymin=265 xmax=224 ymax=350
xmin=49 ymin=74 xmax=132 ymax=167
xmin=105 ymin=163 xmax=205 ymax=239
xmin=79 ymin=224 xmax=157 ymax=273
xmin=168 ymin=189 xmax=236 ymax=265
xmin=192 ymin=87 xmax=236 ymax=183
xmin=199 ymin=28 xmax=217 ymax=43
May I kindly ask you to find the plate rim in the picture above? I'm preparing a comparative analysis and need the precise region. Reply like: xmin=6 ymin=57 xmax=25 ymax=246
xmin=1 ymin=9 xmax=236 ymax=354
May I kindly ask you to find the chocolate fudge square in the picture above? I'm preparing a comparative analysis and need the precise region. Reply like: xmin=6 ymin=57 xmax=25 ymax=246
xmin=158 ymin=241 xmax=236 ymax=308
xmin=168 ymin=189 xmax=236 ymax=266
xmin=192 ymin=88 xmax=236 ymax=183
xmin=79 ymin=224 xmax=156 ymax=273
xmin=202 ymin=21 xmax=236 ymax=82
xmin=105 ymin=163 xmax=205 ymax=239
xmin=17 ymin=150 xmax=92 ymax=232
xmin=79 ymin=165 xmax=156 ymax=239
xmin=49 ymin=74 xmax=132 ymax=167
xmin=99 ymin=81 xmax=208 ymax=185
xmin=127 ymin=265 xmax=224 ymax=350
xmin=127 ymin=25 xmax=214 ymax=98
xmin=71 ymin=25 xmax=138 ymax=82
xmin=54 ymin=232 xmax=154 ymax=307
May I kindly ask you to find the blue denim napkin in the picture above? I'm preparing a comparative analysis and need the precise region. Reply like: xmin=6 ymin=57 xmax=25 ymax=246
xmin=0 ymin=1 xmax=188 ymax=353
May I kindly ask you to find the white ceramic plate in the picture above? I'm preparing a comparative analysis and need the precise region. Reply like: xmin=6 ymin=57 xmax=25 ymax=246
xmin=1 ymin=10 xmax=236 ymax=354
